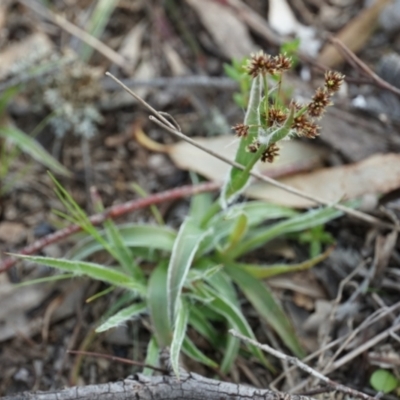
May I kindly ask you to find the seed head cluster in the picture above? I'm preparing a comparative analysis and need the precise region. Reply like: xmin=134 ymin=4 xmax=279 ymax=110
xmin=245 ymin=51 xmax=292 ymax=78
xmin=232 ymin=51 xmax=345 ymax=162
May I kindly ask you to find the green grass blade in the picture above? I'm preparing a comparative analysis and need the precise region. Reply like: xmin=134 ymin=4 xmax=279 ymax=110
xmin=12 ymin=254 xmax=146 ymax=294
xmin=103 ymin=219 xmax=143 ymax=280
xmin=225 ymin=264 xmax=304 ymax=357
xmin=12 ymin=273 xmax=75 ymax=288
xmin=0 ymin=126 xmax=71 ymax=177
xmin=199 ymin=201 xmax=297 ymax=255
xmin=131 ymin=183 xmax=164 ymax=225
xmin=195 ymin=283 xmax=275 ymax=372
xmin=238 ymin=248 xmax=333 ymax=279
xmin=231 ymin=207 xmax=343 ymax=258
xmin=189 ymin=305 xmax=220 ymax=347
xmin=143 ymin=336 xmax=159 ymax=376
xmin=148 ymin=261 xmax=172 ymax=347
xmin=220 ymin=75 xmax=261 ymax=205
xmin=189 ymin=190 xmax=213 ymax=225
xmin=220 ymin=328 xmax=240 ymax=373
xmin=67 ymin=224 xmax=176 ymax=260
xmin=80 ymin=0 xmax=118 ymax=61
xmin=170 ymin=299 xmax=189 ymax=378
xmin=96 ymin=302 xmax=146 ymax=332
xmin=182 ymin=336 xmax=218 ymax=368
xmin=167 ymin=217 xmax=210 ymax=323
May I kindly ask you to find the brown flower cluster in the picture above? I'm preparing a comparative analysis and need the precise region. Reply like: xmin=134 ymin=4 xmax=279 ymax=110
xmin=232 ymin=123 xmax=249 ymax=138
xmin=246 ymin=139 xmax=280 ymax=163
xmin=232 ymin=57 xmax=345 ymax=163
xmin=246 ymin=51 xmax=292 ymax=78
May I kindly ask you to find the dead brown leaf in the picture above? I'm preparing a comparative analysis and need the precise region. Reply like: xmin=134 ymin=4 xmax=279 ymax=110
xmin=185 ymin=0 xmax=257 ymax=59
xmin=167 ymin=135 xmax=326 ymax=183
xmin=0 ymin=222 xmax=26 ymax=244
xmin=318 ymin=0 xmax=392 ymax=68
xmin=0 ymin=32 xmax=54 ymax=80
xmin=247 ymin=153 xmax=400 ymax=208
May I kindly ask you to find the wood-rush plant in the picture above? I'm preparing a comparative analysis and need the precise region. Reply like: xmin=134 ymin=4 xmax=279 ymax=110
xmin=14 ymin=52 xmax=345 ymax=377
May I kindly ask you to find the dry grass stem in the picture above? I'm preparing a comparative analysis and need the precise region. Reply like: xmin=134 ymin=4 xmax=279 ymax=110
xmin=18 ymin=0 xmax=127 ymax=68
xmin=105 ymin=72 xmax=396 ymax=231
xmin=229 ymin=329 xmax=375 ymax=400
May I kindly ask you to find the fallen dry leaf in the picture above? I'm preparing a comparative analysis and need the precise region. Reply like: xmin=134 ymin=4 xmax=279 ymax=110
xmin=168 ymin=135 xmax=326 ymax=183
xmin=318 ymin=0 xmax=392 ymax=68
xmin=185 ymin=0 xmax=257 ymax=59
xmin=0 ymin=32 xmax=54 ymax=80
xmin=167 ymin=135 xmax=400 ymax=208
xmin=119 ymin=21 xmax=147 ymax=72
xmin=247 ymin=153 xmax=400 ymax=207
xmin=0 ymin=222 xmax=26 ymax=244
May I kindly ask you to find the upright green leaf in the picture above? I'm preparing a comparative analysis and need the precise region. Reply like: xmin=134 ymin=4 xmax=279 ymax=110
xmin=96 ymin=302 xmax=146 ymax=332
xmin=13 ymin=254 xmax=146 ymax=294
xmin=148 ymin=261 xmax=171 ymax=347
xmin=170 ymin=299 xmax=189 ymax=378
xmin=143 ymin=336 xmax=159 ymax=376
xmin=226 ymin=264 xmax=305 ymax=357
xmin=195 ymin=283 xmax=275 ymax=372
xmin=0 ymin=127 xmax=71 ymax=177
xmin=231 ymin=207 xmax=343 ymax=258
xmin=67 ymin=224 xmax=176 ymax=261
xmin=167 ymin=217 xmax=210 ymax=323
xmin=220 ymin=75 xmax=262 ymax=206
xmin=182 ymin=337 xmax=218 ymax=368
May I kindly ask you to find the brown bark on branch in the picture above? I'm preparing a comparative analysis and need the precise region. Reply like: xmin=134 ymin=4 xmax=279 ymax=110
xmin=1 ymin=373 xmax=312 ymax=400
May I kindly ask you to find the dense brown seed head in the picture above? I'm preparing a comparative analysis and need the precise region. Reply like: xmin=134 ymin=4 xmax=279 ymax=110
xmin=232 ymin=123 xmax=249 ymax=137
xmin=245 ymin=51 xmax=278 ymax=78
xmin=292 ymin=114 xmax=320 ymax=139
xmin=324 ymin=71 xmax=345 ymax=93
xmin=247 ymin=139 xmax=261 ymax=153
xmin=307 ymin=87 xmax=332 ymax=118
xmin=273 ymin=54 xmax=292 ymax=71
xmin=267 ymin=107 xmax=287 ymax=127
xmin=261 ymin=143 xmax=280 ymax=163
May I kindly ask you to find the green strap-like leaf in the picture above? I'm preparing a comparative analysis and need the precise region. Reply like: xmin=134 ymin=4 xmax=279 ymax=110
xmin=221 ymin=75 xmax=262 ymax=205
xmin=195 ymin=283 xmax=275 ymax=372
xmin=96 ymin=302 xmax=146 ymax=332
xmin=167 ymin=217 xmax=210 ymax=323
xmin=67 ymin=224 xmax=177 ymax=261
xmin=13 ymin=254 xmax=146 ymax=294
xmin=170 ymin=299 xmax=189 ymax=378
xmin=0 ymin=126 xmax=71 ymax=177
xmin=182 ymin=337 xmax=218 ymax=368
xmin=226 ymin=264 xmax=305 ymax=357
xmin=231 ymin=207 xmax=343 ymax=258
xmin=148 ymin=261 xmax=172 ymax=348
xmin=143 ymin=336 xmax=159 ymax=376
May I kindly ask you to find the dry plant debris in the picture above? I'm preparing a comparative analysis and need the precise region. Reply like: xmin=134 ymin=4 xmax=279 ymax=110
xmin=0 ymin=0 xmax=400 ymax=398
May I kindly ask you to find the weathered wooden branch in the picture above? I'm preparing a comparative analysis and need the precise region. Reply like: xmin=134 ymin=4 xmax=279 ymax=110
xmin=1 ymin=373 xmax=313 ymax=400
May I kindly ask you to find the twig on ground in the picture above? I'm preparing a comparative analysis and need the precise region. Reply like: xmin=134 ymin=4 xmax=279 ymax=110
xmin=325 ymin=322 xmax=400 ymax=373
xmin=17 ymin=0 xmax=127 ymax=68
xmin=270 ymin=301 xmax=400 ymax=389
xmin=328 ymin=36 xmax=400 ymax=97
xmin=68 ymin=350 xmax=168 ymax=374
xmin=105 ymin=72 xmax=398 ymax=232
xmin=0 ymin=181 xmax=219 ymax=272
xmin=229 ymin=329 xmax=375 ymax=400
xmin=102 ymin=76 xmax=238 ymax=91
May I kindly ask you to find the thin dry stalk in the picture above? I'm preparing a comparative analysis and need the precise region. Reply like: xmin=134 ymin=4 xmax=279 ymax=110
xmin=17 ymin=0 xmax=127 ymax=68
xmin=270 ymin=301 xmax=400 ymax=389
xmin=230 ymin=329 xmax=375 ymax=400
xmin=104 ymin=72 xmax=397 ymax=232
xmin=0 ymin=182 xmax=219 ymax=272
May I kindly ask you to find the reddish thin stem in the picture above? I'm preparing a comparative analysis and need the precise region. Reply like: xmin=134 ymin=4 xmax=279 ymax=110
xmin=0 ymin=181 xmax=220 ymax=273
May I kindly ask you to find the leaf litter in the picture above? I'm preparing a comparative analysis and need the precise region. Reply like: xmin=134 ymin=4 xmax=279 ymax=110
xmin=0 ymin=0 xmax=400 ymax=396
